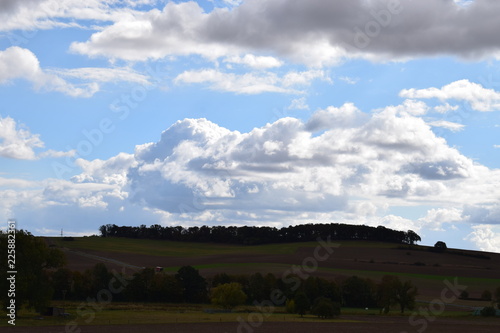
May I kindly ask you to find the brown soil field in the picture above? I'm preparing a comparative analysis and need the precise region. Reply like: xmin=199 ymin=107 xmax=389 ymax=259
xmin=5 ymin=316 xmax=500 ymax=333
xmin=51 ymin=238 xmax=500 ymax=302
xmin=61 ymin=241 xmax=500 ymax=279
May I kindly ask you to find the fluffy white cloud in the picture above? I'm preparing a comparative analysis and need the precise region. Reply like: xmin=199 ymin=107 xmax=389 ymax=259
xmin=0 ymin=116 xmax=43 ymax=160
xmin=0 ymin=47 xmax=99 ymax=97
xmin=466 ymin=225 xmax=500 ymax=253
xmin=0 ymin=46 xmax=156 ymax=97
xmin=3 ymin=98 xmax=500 ymax=249
xmin=400 ymin=79 xmax=500 ymax=112
xmin=419 ymin=207 xmax=464 ymax=231
xmin=0 ymin=116 xmax=77 ymax=160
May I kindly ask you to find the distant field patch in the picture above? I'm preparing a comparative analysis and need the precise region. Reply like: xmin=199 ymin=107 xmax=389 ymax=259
xmin=52 ymin=236 xmax=323 ymax=257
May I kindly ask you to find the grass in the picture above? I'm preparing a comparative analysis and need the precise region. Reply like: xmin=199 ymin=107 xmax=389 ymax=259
xmin=0 ymin=302 xmax=359 ymax=327
xmin=2 ymin=301 xmax=482 ymax=327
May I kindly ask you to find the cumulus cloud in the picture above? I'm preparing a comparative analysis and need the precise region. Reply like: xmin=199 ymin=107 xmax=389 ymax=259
xmin=69 ymin=0 xmax=500 ymax=65
xmin=0 ymin=116 xmax=43 ymax=160
xmin=466 ymin=225 xmax=500 ymax=253
xmin=3 ymin=98 xmax=500 ymax=249
xmin=0 ymin=46 xmax=156 ymax=97
xmin=400 ymin=79 xmax=500 ymax=112
xmin=0 ymin=46 xmax=99 ymax=97
xmin=419 ymin=207 xmax=464 ymax=231
xmin=0 ymin=116 xmax=75 ymax=160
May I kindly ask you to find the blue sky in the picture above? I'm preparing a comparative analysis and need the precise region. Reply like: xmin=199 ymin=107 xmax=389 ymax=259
xmin=1 ymin=0 xmax=500 ymax=252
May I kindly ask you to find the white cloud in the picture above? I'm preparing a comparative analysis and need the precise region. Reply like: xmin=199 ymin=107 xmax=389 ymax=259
xmin=434 ymin=103 xmax=459 ymax=113
xmin=0 ymin=116 xmax=43 ymax=160
xmin=0 ymin=46 xmax=99 ymax=97
xmin=419 ymin=207 xmax=464 ymax=231
xmin=38 ymin=149 xmax=76 ymax=159
xmin=428 ymin=120 xmax=465 ymax=132
xmin=174 ymin=68 xmax=328 ymax=94
xmin=466 ymin=225 xmax=500 ymax=253
xmin=339 ymin=76 xmax=359 ymax=85
xmin=287 ymin=97 xmax=309 ymax=110
xmin=494 ymin=145 xmax=500 ymax=149
xmin=223 ymin=54 xmax=283 ymax=69
xmin=0 ymin=116 xmax=77 ymax=160
xmin=305 ymin=103 xmax=367 ymax=131
xmin=0 ymin=47 xmax=158 ymax=97
xmin=400 ymin=79 xmax=500 ymax=112
xmin=49 ymin=67 xmax=151 ymax=85
xmin=0 ymin=0 xmax=149 ymax=32
xmin=4 ymin=98 xmax=500 ymax=251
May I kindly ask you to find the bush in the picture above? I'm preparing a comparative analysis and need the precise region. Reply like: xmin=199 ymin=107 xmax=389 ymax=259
xmin=433 ymin=241 xmax=447 ymax=253
xmin=480 ymin=306 xmax=497 ymax=317
xmin=285 ymin=299 xmax=295 ymax=314
xmin=311 ymin=297 xmax=340 ymax=319
xmin=210 ymin=282 xmax=247 ymax=310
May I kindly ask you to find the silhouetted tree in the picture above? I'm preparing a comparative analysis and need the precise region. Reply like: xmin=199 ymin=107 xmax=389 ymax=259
xmin=294 ymin=292 xmax=310 ymax=317
xmin=175 ymin=266 xmax=207 ymax=303
xmin=311 ymin=297 xmax=340 ymax=319
xmin=0 ymin=230 xmax=66 ymax=312
xmin=434 ymin=241 xmax=447 ymax=252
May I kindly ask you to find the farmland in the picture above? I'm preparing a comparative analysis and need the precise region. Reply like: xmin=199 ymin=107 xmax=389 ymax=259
xmin=5 ymin=236 xmax=498 ymax=332
xmin=48 ymin=236 xmax=500 ymax=303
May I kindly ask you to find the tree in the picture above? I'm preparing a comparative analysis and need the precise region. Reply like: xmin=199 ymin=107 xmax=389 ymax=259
xmin=433 ymin=241 xmax=447 ymax=252
xmin=377 ymin=275 xmax=400 ymax=314
xmin=0 ymin=230 xmax=66 ymax=312
xmin=480 ymin=306 xmax=497 ymax=317
xmin=341 ymin=276 xmax=376 ymax=308
xmin=394 ymin=280 xmax=418 ymax=313
xmin=211 ymin=282 xmax=247 ymax=310
xmin=495 ymin=287 xmax=500 ymax=309
xmin=311 ymin=297 xmax=340 ymax=319
xmin=481 ymin=290 xmax=492 ymax=301
xmin=175 ymin=266 xmax=207 ymax=303
xmin=285 ymin=299 xmax=296 ymax=313
xmin=294 ymin=292 xmax=310 ymax=317
xmin=405 ymin=230 xmax=421 ymax=245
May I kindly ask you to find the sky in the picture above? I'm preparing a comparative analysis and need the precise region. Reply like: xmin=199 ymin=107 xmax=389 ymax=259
xmin=0 ymin=0 xmax=500 ymax=252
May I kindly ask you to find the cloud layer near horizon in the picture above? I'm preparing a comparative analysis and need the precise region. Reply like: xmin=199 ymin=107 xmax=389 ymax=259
xmin=3 ymin=99 xmax=500 ymax=251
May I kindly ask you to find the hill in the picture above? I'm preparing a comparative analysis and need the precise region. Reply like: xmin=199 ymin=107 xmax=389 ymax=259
xmin=49 ymin=236 xmax=500 ymax=304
